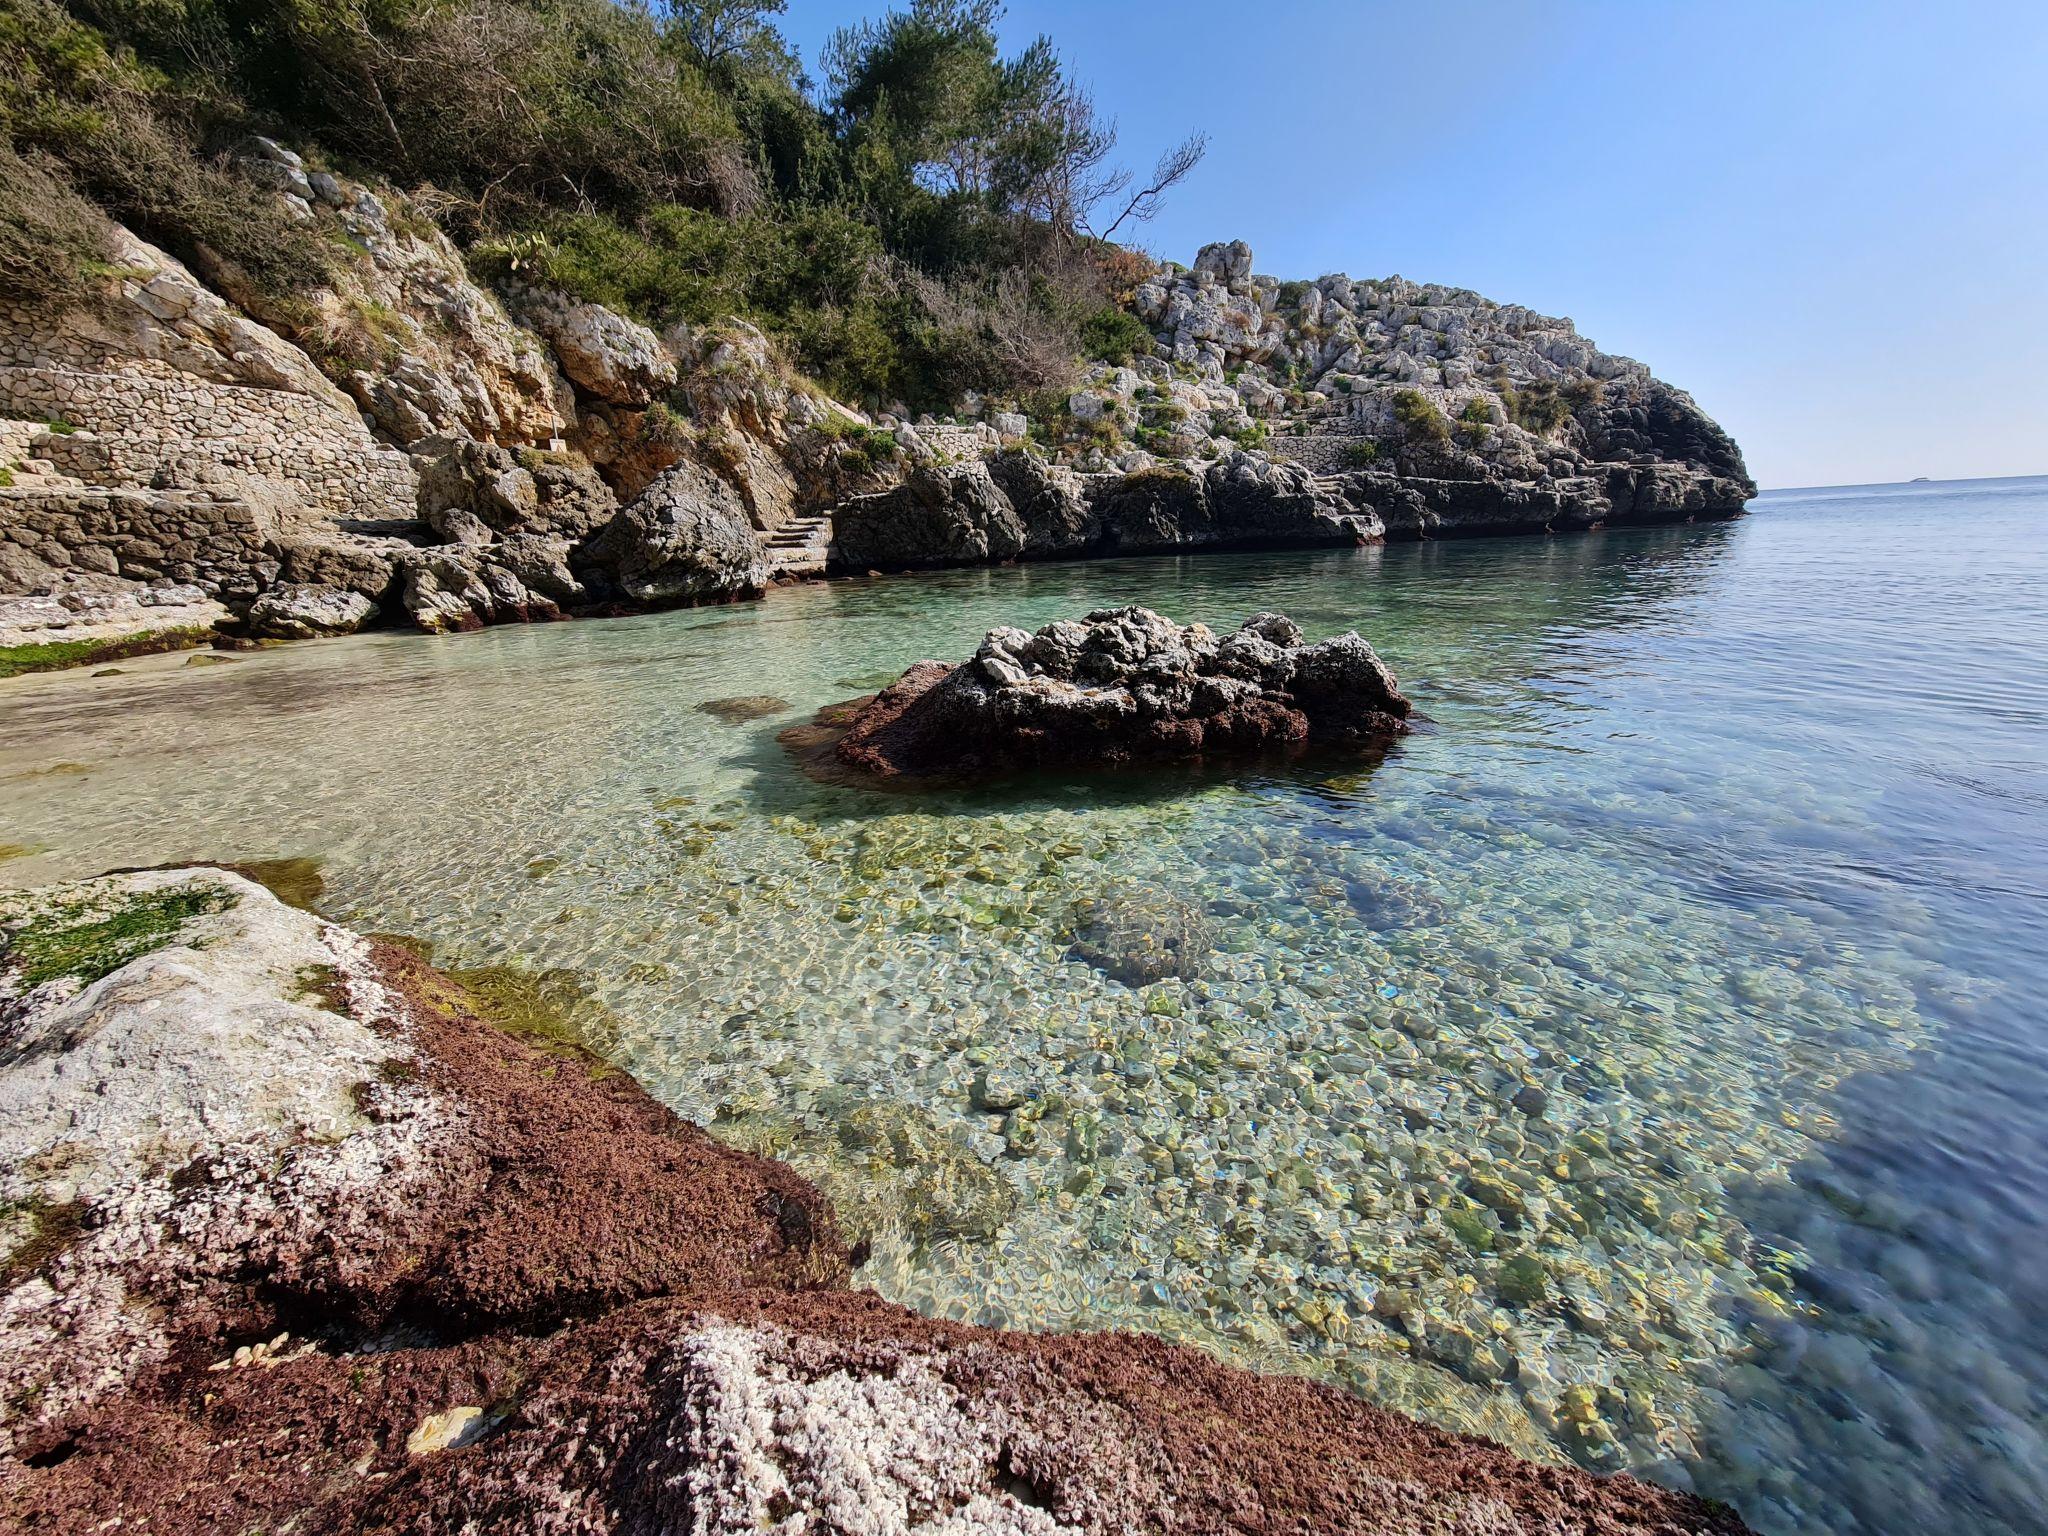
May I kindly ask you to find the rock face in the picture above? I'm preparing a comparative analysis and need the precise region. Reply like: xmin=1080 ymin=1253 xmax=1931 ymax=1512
xmin=1115 ymin=240 xmax=1754 ymax=514
xmin=507 ymin=284 xmax=677 ymax=408
xmin=830 ymin=450 xmax=1375 ymax=571
xmin=217 ymin=149 xmax=572 ymax=446
xmin=0 ymin=868 xmax=1749 ymax=1536
xmin=815 ymin=606 xmax=1411 ymax=783
xmin=0 ymin=162 xmax=1753 ymax=671
xmin=584 ymin=460 xmax=770 ymax=606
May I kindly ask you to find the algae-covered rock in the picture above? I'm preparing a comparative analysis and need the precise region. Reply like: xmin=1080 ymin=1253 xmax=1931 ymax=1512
xmin=697 ymin=695 xmax=791 ymax=724
xmin=814 ymin=606 xmax=1410 ymax=786
xmin=1071 ymin=882 xmax=1215 ymax=986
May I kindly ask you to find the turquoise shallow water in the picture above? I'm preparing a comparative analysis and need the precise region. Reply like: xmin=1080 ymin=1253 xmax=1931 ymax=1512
xmin=4 ymin=476 xmax=2047 ymax=1533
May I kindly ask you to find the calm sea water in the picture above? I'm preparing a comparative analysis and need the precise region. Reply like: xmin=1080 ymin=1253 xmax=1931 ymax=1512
xmin=4 ymin=476 xmax=2045 ymax=1533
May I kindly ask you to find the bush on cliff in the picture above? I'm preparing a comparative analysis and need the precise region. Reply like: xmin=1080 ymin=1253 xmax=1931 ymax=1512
xmin=3 ymin=0 xmax=1203 ymax=408
xmin=1392 ymin=387 xmax=1451 ymax=447
xmin=0 ymin=0 xmax=334 ymax=308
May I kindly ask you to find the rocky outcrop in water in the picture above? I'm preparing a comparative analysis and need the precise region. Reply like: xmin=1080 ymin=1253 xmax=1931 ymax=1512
xmin=0 ymin=159 xmax=1752 ymax=675
xmin=807 ymin=606 xmax=1411 ymax=784
xmin=830 ymin=450 xmax=1376 ymax=571
xmin=0 ymin=867 xmax=1748 ymax=1535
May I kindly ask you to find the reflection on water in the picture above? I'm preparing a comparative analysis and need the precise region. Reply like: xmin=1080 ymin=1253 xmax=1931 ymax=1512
xmin=4 ymin=478 xmax=2047 ymax=1535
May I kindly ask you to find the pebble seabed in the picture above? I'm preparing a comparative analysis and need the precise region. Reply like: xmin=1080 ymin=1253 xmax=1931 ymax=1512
xmin=3 ymin=503 xmax=2043 ymax=1536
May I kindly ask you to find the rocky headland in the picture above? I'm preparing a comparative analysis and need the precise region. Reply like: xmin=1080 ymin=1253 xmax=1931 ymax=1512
xmin=0 ymin=865 xmax=1750 ymax=1533
xmin=796 ymin=606 xmax=1412 ymax=786
xmin=0 ymin=138 xmax=1751 ymax=679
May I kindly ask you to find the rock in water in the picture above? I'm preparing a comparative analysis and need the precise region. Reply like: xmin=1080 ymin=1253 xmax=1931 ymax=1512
xmin=795 ymin=606 xmax=1410 ymax=785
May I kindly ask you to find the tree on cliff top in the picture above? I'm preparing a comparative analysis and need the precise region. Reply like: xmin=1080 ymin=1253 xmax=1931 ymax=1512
xmin=5 ymin=0 xmax=1205 ymax=407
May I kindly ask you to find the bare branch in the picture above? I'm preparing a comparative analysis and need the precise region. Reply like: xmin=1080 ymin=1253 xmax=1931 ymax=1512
xmin=1097 ymin=131 xmax=1208 ymax=241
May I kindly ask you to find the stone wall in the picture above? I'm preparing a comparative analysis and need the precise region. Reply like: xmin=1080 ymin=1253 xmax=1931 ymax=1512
xmin=0 ymin=484 xmax=281 ymax=599
xmin=1265 ymin=431 xmax=1382 ymax=475
xmin=0 ymin=365 xmax=415 ymax=522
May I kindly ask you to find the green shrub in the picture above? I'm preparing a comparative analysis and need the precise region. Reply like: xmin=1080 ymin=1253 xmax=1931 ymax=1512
xmin=3 ymin=0 xmax=1206 ymax=410
xmin=1077 ymin=304 xmax=1151 ymax=365
xmin=1391 ymin=388 xmax=1450 ymax=446
xmin=1339 ymin=440 xmax=1380 ymax=468
xmin=0 ymin=0 xmax=333 ymax=308
xmin=1501 ymin=378 xmax=1597 ymax=435
xmin=0 ymin=142 xmax=111 ymax=311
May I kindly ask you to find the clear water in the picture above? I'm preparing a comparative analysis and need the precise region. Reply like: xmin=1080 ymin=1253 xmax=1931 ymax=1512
xmin=4 ymin=477 xmax=2046 ymax=1534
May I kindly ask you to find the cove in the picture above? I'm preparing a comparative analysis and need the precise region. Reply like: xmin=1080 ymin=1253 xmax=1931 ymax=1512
xmin=4 ymin=478 xmax=2046 ymax=1536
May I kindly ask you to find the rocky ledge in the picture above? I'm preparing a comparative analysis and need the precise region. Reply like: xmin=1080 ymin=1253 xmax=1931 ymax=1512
xmin=0 ymin=867 xmax=1747 ymax=1534
xmin=789 ymin=606 xmax=1412 ymax=787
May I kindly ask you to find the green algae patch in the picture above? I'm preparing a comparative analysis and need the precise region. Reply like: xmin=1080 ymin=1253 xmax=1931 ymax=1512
xmin=0 ymin=627 xmax=216 ymax=680
xmin=375 ymin=932 xmax=621 ymax=1078
xmin=449 ymin=963 xmax=623 ymax=1074
xmin=0 ymin=843 xmax=40 ymax=863
xmin=292 ymin=962 xmax=349 ymax=1014
xmin=718 ymin=1097 xmax=1016 ymax=1251
xmin=0 ymin=1199 xmax=88 ymax=1291
xmin=230 ymin=856 xmax=327 ymax=913
xmin=2 ymin=884 xmax=237 ymax=990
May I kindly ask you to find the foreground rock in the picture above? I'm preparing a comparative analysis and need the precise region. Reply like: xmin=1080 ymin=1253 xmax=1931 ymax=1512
xmin=0 ymin=869 xmax=843 ymax=1456
xmin=0 ymin=868 xmax=1748 ymax=1535
xmin=804 ymin=606 xmax=1411 ymax=785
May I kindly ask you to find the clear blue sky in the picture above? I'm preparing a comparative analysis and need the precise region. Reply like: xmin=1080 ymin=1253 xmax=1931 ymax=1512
xmin=781 ymin=1 xmax=2048 ymax=489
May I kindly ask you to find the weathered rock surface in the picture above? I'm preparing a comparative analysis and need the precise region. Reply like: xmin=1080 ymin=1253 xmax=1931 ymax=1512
xmin=830 ymin=450 xmax=1375 ymax=571
xmin=1117 ymin=240 xmax=1754 ymax=514
xmin=507 ymin=284 xmax=677 ymax=408
xmin=585 ymin=460 xmax=770 ymax=606
xmin=218 ymin=150 xmax=572 ymax=446
xmin=811 ymin=606 xmax=1411 ymax=783
xmin=245 ymin=583 xmax=377 ymax=639
xmin=0 ymin=868 xmax=1749 ymax=1536
xmin=0 ymin=577 xmax=228 ymax=659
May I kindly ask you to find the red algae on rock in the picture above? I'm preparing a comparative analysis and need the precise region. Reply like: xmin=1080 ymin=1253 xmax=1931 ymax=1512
xmin=791 ymin=606 xmax=1412 ymax=789
xmin=0 ymin=868 xmax=1747 ymax=1536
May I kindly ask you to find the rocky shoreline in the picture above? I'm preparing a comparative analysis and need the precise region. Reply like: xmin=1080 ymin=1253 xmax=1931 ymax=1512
xmin=0 ymin=866 xmax=1750 ymax=1533
xmin=792 ymin=607 xmax=1413 ymax=787
xmin=1 ymin=142 xmax=1752 ymax=680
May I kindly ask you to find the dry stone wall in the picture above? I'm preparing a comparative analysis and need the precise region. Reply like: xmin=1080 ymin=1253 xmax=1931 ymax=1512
xmin=0 ymin=366 xmax=415 ymax=523
xmin=0 ymin=484 xmax=281 ymax=599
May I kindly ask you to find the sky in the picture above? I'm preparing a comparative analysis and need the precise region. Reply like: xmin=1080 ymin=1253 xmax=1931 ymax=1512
xmin=780 ymin=0 xmax=2048 ymax=490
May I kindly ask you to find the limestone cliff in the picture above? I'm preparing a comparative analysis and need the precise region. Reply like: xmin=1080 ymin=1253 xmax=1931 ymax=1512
xmin=0 ymin=156 xmax=1753 ymax=673
xmin=840 ymin=239 xmax=1753 ymax=570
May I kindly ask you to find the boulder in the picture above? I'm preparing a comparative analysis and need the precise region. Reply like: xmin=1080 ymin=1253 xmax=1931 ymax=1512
xmin=584 ymin=461 xmax=768 ymax=605
xmin=1194 ymin=238 xmax=1255 ymax=285
xmin=414 ymin=437 xmax=617 ymax=542
xmin=829 ymin=461 xmax=1025 ymax=571
xmin=245 ymin=584 xmax=377 ymax=639
xmin=396 ymin=536 xmax=586 ymax=632
xmin=510 ymin=286 xmax=677 ymax=408
xmin=802 ymin=606 xmax=1411 ymax=784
